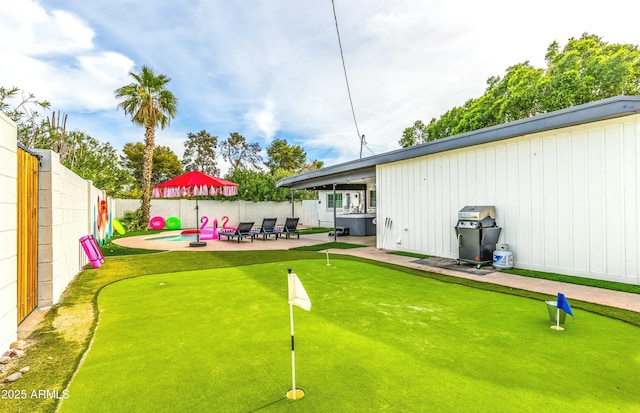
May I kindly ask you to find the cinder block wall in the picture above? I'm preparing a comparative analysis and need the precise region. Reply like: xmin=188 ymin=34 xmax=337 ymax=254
xmin=33 ymin=149 xmax=105 ymax=307
xmin=0 ymin=113 xmax=17 ymax=350
xmin=114 ymin=199 xmax=304 ymax=229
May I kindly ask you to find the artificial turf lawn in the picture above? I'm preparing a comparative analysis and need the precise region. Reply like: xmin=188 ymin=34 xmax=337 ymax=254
xmin=60 ymin=260 xmax=640 ymax=413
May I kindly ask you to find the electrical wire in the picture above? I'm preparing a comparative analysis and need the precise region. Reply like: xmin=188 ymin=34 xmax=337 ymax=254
xmin=331 ymin=0 xmax=370 ymax=158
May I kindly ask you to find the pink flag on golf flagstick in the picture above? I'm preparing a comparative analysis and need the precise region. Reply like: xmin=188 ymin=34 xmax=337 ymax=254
xmin=288 ymin=273 xmax=311 ymax=311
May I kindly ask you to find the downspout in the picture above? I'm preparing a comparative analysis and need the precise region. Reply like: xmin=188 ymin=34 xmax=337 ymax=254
xmin=333 ymin=183 xmax=337 ymax=242
xmin=291 ymin=189 xmax=295 ymax=218
xmin=363 ymin=187 xmax=367 ymax=213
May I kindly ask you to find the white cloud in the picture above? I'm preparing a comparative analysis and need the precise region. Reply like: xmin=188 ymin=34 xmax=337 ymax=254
xmin=0 ymin=3 xmax=94 ymax=55
xmin=3 ymin=0 xmax=640 ymax=169
xmin=244 ymin=99 xmax=280 ymax=141
xmin=0 ymin=1 xmax=133 ymax=111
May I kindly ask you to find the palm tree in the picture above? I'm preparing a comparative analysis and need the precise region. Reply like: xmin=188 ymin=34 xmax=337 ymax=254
xmin=115 ymin=65 xmax=178 ymax=227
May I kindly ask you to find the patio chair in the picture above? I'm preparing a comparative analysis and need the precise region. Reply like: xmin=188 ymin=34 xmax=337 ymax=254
xmin=256 ymin=218 xmax=278 ymax=240
xmin=278 ymin=217 xmax=300 ymax=239
xmin=218 ymin=221 xmax=255 ymax=243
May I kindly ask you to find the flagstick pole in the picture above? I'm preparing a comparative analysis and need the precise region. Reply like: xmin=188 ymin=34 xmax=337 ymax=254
xmin=551 ymin=307 xmax=564 ymax=330
xmin=289 ymin=302 xmax=297 ymax=400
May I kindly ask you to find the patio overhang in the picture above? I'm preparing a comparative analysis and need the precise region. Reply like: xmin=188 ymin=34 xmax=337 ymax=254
xmin=277 ymin=166 xmax=376 ymax=190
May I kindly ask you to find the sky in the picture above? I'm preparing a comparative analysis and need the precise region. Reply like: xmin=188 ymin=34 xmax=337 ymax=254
xmin=2 ymin=0 xmax=640 ymax=174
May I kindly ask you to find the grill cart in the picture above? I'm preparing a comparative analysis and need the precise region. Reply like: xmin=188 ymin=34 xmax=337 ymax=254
xmin=454 ymin=206 xmax=502 ymax=269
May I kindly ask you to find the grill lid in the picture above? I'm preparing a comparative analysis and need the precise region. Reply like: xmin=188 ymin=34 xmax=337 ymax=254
xmin=458 ymin=206 xmax=496 ymax=221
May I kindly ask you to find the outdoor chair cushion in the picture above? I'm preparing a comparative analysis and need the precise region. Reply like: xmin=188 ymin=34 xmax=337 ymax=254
xmin=277 ymin=217 xmax=300 ymax=239
xmin=218 ymin=221 xmax=255 ymax=243
xmin=256 ymin=218 xmax=278 ymax=240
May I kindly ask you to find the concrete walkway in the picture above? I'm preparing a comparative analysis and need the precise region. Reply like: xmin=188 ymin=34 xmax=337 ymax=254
xmin=115 ymin=232 xmax=640 ymax=313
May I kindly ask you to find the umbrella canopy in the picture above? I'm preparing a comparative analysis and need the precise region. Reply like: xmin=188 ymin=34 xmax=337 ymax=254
xmin=152 ymin=170 xmax=237 ymax=198
xmin=152 ymin=171 xmax=237 ymax=247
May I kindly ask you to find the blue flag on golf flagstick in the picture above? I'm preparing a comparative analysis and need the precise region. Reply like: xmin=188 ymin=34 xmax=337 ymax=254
xmin=557 ymin=292 xmax=574 ymax=319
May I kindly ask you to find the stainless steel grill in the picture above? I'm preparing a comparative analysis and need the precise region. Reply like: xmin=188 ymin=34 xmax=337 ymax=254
xmin=454 ymin=206 xmax=502 ymax=269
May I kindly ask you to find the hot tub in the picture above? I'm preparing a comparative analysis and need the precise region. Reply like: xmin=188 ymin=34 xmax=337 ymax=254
xmin=335 ymin=213 xmax=376 ymax=236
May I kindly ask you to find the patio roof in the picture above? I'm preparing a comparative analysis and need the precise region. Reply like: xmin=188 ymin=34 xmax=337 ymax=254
xmin=277 ymin=95 xmax=640 ymax=190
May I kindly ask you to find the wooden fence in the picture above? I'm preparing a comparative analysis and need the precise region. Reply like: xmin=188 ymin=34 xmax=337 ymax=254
xmin=17 ymin=147 xmax=39 ymax=323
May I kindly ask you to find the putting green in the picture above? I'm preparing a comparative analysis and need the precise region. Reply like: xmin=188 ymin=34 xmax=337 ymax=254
xmin=60 ymin=260 xmax=640 ymax=412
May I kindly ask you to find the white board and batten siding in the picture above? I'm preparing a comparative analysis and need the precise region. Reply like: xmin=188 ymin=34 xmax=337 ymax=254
xmin=377 ymin=114 xmax=640 ymax=285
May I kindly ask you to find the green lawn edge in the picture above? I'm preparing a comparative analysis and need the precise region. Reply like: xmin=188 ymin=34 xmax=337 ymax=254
xmin=504 ymin=267 xmax=640 ymax=294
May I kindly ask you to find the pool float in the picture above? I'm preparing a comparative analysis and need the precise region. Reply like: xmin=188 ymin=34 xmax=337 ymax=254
xmin=212 ymin=218 xmax=219 ymax=240
xmin=222 ymin=215 xmax=236 ymax=231
xmin=149 ymin=216 xmax=166 ymax=229
xmin=196 ymin=216 xmax=219 ymax=240
xmin=181 ymin=216 xmax=218 ymax=240
xmin=165 ymin=216 xmax=181 ymax=229
xmin=218 ymin=216 xmax=236 ymax=240
xmin=112 ymin=218 xmax=126 ymax=235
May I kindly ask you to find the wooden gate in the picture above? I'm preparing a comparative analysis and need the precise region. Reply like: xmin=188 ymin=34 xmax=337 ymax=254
xmin=17 ymin=147 xmax=39 ymax=323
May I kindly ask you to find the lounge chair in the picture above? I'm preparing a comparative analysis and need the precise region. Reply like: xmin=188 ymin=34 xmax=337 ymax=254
xmin=277 ymin=217 xmax=300 ymax=239
xmin=256 ymin=218 xmax=278 ymax=240
xmin=218 ymin=221 xmax=255 ymax=243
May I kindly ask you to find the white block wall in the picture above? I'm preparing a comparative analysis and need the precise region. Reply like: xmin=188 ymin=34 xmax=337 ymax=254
xmin=378 ymin=114 xmax=640 ymax=285
xmin=0 ymin=113 xmax=17 ymax=349
xmin=33 ymin=149 xmax=105 ymax=307
xmin=114 ymin=199 xmax=304 ymax=229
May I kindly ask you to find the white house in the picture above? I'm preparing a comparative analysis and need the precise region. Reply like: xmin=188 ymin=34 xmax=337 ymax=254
xmin=278 ymin=96 xmax=640 ymax=285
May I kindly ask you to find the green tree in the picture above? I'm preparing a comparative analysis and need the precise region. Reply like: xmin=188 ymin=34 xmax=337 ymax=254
xmin=182 ymin=130 xmax=220 ymax=175
xmin=223 ymin=168 xmax=316 ymax=202
xmin=0 ymin=86 xmax=50 ymax=147
xmin=224 ymin=168 xmax=286 ymax=201
xmin=65 ymin=131 xmax=134 ymax=197
xmin=399 ymin=120 xmax=429 ymax=148
xmin=405 ymin=33 xmax=640 ymax=144
xmin=220 ymin=132 xmax=262 ymax=172
xmin=265 ymin=138 xmax=307 ymax=172
xmin=540 ymin=33 xmax=640 ymax=111
xmin=299 ymin=159 xmax=325 ymax=173
xmin=122 ymin=142 xmax=184 ymax=190
xmin=41 ymin=110 xmax=72 ymax=160
xmin=2 ymin=86 xmax=132 ymax=196
xmin=424 ymin=104 xmax=468 ymax=141
xmin=115 ymin=65 xmax=178 ymax=226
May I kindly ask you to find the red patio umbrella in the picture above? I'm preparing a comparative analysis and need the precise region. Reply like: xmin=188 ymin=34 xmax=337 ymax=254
xmin=152 ymin=170 xmax=238 ymax=247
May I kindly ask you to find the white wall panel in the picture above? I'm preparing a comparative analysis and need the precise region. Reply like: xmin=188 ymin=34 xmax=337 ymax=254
xmin=570 ymin=131 xmax=589 ymax=271
xmin=440 ymin=156 xmax=453 ymax=254
xmin=529 ymin=138 xmax=544 ymax=266
xmin=505 ymin=143 xmax=519 ymax=253
xmin=587 ymin=128 xmax=606 ymax=274
xmin=378 ymin=114 xmax=640 ymax=284
xmin=0 ymin=112 xmax=17 ymax=349
xmin=622 ymin=120 xmax=639 ymax=276
xmin=555 ymin=133 xmax=573 ymax=270
xmin=542 ymin=137 xmax=558 ymax=268
xmin=517 ymin=141 xmax=532 ymax=264
xmin=433 ymin=157 xmax=444 ymax=254
xmin=447 ymin=155 xmax=459 ymax=252
xmin=604 ymin=125 xmax=625 ymax=276
xmin=426 ymin=158 xmax=436 ymax=249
